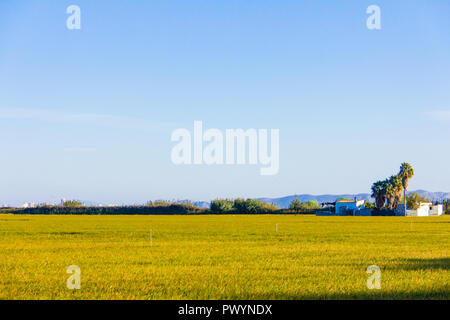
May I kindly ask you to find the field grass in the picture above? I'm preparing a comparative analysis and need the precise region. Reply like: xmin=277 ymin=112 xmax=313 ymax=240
xmin=0 ymin=214 xmax=448 ymax=300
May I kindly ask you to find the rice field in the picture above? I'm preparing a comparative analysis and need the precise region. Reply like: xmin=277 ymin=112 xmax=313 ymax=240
xmin=0 ymin=214 xmax=448 ymax=299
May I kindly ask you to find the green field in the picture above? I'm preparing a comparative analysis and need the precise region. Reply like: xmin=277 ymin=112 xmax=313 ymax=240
xmin=0 ymin=214 xmax=448 ymax=299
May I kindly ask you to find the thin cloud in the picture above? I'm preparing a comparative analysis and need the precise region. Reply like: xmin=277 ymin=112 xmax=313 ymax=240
xmin=0 ymin=107 xmax=171 ymax=131
xmin=426 ymin=110 xmax=450 ymax=121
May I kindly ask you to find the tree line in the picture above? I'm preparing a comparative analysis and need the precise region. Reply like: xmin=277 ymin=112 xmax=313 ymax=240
xmin=5 ymin=198 xmax=328 ymax=215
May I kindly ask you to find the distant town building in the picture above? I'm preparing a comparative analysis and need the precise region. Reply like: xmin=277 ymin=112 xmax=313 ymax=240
xmin=20 ymin=202 xmax=36 ymax=208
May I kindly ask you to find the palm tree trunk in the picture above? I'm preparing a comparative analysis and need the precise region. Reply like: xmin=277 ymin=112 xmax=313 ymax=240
xmin=404 ymin=188 xmax=407 ymax=216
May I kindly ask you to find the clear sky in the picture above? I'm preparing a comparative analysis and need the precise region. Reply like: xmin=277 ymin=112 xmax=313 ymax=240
xmin=1 ymin=0 xmax=449 ymax=205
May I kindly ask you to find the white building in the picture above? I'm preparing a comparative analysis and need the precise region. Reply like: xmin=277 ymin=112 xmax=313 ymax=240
xmin=335 ymin=199 xmax=365 ymax=215
xmin=429 ymin=204 xmax=444 ymax=216
xmin=397 ymin=203 xmax=444 ymax=216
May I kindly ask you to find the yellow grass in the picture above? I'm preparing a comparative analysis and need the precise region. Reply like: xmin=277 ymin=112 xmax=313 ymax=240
xmin=0 ymin=214 xmax=448 ymax=299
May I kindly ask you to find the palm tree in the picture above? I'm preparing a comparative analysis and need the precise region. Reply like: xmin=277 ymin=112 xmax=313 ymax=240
xmin=371 ymin=181 xmax=382 ymax=209
xmin=399 ymin=163 xmax=414 ymax=215
xmin=371 ymin=180 xmax=388 ymax=209
xmin=385 ymin=181 xmax=395 ymax=209
xmin=385 ymin=175 xmax=403 ymax=210
xmin=391 ymin=175 xmax=404 ymax=209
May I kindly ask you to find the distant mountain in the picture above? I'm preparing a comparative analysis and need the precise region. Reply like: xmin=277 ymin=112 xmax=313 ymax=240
xmin=408 ymin=190 xmax=450 ymax=202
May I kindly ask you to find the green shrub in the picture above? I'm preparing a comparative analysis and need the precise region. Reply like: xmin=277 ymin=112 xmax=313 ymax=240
xmin=406 ymin=193 xmax=431 ymax=210
xmin=233 ymin=198 xmax=278 ymax=214
xmin=364 ymin=201 xmax=377 ymax=209
xmin=210 ymin=200 xmax=234 ymax=213
xmin=289 ymin=198 xmax=302 ymax=212
xmin=62 ymin=200 xmax=83 ymax=208
xmin=289 ymin=199 xmax=320 ymax=213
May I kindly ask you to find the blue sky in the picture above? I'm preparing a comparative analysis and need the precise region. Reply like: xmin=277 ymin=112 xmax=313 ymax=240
xmin=1 ymin=0 xmax=450 ymax=205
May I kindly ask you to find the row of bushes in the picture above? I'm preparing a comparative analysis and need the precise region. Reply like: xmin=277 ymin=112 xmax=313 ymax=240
xmin=210 ymin=198 xmax=325 ymax=214
xmin=210 ymin=199 xmax=280 ymax=214
xmin=17 ymin=204 xmax=206 ymax=215
xmin=4 ymin=199 xmax=330 ymax=215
